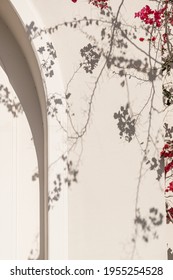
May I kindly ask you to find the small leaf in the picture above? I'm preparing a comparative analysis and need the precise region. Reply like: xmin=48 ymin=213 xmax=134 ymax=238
xmin=66 ymin=93 xmax=71 ymax=99
xmin=38 ymin=47 xmax=45 ymax=54
xmin=54 ymin=99 xmax=62 ymax=105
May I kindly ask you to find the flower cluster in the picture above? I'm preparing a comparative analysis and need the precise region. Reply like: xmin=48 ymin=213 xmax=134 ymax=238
xmin=160 ymin=143 xmax=173 ymax=158
xmin=135 ymin=1 xmax=173 ymax=45
xmin=165 ymin=161 xmax=173 ymax=173
xmin=165 ymin=182 xmax=173 ymax=192
xmin=163 ymin=142 xmax=173 ymax=224
xmin=160 ymin=142 xmax=173 ymax=174
xmin=135 ymin=5 xmax=166 ymax=28
xmin=161 ymin=141 xmax=173 ymax=222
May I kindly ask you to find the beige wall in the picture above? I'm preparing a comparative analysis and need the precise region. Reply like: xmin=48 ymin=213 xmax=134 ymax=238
xmin=0 ymin=0 xmax=168 ymax=259
xmin=31 ymin=0 xmax=167 ymax=259
xmin=0 ymin=27 xmax=40 ymax=259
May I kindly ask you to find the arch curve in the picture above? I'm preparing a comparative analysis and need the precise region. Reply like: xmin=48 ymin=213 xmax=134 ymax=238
xmin=0 ymin=0 xmax=48 ymax=259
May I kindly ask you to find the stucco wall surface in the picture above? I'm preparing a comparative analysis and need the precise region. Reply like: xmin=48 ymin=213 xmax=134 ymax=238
xmin=0 ymin=0 xmax=170 ymax=259
xmin=28 ymin=0 xmax=167 ymax=259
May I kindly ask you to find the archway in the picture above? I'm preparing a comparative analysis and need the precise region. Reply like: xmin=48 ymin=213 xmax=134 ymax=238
xmin=0 ymin=2 xmax=48 ymax=259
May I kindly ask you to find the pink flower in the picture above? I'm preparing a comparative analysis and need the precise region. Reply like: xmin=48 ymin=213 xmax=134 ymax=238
xmin=135 ymin=12 xmax=140 ymax=18
xmin=134 ymin=4 xmax=167 ymax=28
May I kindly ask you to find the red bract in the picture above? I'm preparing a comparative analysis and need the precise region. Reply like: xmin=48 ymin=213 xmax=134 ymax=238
xmin=165 ymin=160 xmax=173 ymax=174
xmin=161 ymin=151 xmax=173 ymax=157
xmin=134 ymin=4 xmax=167 ymax=28
xmin=166 ymin=207 xmax=173 ymax=223
xmin=160 ymin=143 xmax=173 ymax=157
xmin=147 ymin=36 xmax=157 ymax=42
xmin=163 ymin=144 xmax=170 ymax=149
xmin=165 ymin=182 xmax=173 ymax=192
xmin=151 ymin=36 xmax=156 ymax=41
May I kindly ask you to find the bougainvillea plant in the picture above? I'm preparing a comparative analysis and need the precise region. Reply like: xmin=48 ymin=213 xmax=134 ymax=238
xmin=135 ymin=0 xmax=173 ymax=225
xmin=71 ymin=0 xmax=173 ymax=234
xmin=160 ymin=142 xmax=173 ymax=223
xmin=70 ymin=0 xmax=173 ymax=227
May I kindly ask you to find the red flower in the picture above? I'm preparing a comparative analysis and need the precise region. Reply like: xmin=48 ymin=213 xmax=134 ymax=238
xmin=151 ymin=36 xmax=156 ymax=41
xmin=160 ymin=151 xmax=173 ymax=157
xmin=71 ymin=0 xmax=77 ymax=2
xmin=164 ymin=143 xmax=170 ymax=149
xmin=165 ymin=182 xmax=173 ymax=192
xmin=139 ymin=37 xmax=145 ymax=41
xmin=165 ymin=160 xmax=173 ymax=174
xmin=160 ymin=143 xmax=172 ymax=157
xmin=166 ymin=207 xmax=173 ymax=224
xmin=134 ymin=4 xmax=167 ymax=28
